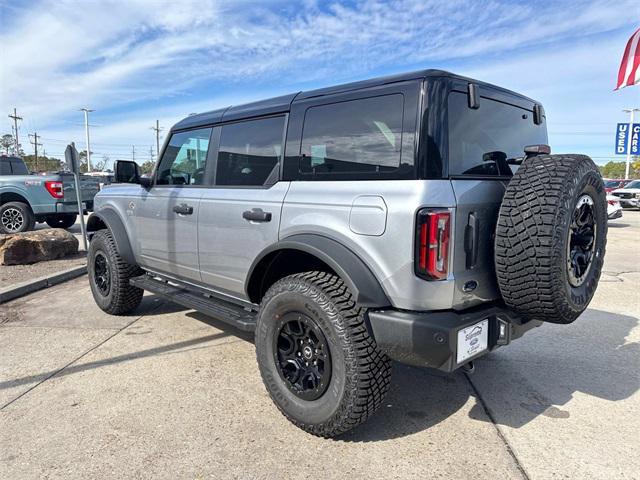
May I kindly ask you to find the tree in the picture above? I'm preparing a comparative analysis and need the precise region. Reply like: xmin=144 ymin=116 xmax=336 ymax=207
xmin=92 ymin=155 xmax=109 ymax=172
xmin=599 ymin=159 xmax=640 ymax=179
xmin=1 ymin=134 xmax=14 ymax=154
xmin=140 ymin=160 xmax=155 ymax=174
xmin=22 ymin=155 xmax=62 ymax=172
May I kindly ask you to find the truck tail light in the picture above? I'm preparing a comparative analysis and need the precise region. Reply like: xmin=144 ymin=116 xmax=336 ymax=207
xmin=45 ymin=181 xmax=64 ymax=199
xmin=415 ymin=209 xmax=451 ymax=280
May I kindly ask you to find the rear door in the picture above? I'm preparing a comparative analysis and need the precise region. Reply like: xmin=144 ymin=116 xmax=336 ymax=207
xmin=135 ymin=127 xmax=213 ymax=282
xmin=446 ymin=86 xmax=547 ymax=308
xmin=197 ymin=115 xmax=289 ymax=299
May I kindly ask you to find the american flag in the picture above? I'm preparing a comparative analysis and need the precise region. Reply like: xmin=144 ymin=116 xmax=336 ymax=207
xmin=615 ymin=27 xmax=640 ymax=90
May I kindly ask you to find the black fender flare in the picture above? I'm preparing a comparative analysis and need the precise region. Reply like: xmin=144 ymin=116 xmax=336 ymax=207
xmin=86 ymin=209 xmax=136 ymax=265
xmin=246 ymin=234 xmax=390 ymax=307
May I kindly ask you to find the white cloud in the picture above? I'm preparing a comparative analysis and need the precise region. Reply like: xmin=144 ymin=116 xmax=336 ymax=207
xmin=1 ymin=0 xmax=639 ymax=164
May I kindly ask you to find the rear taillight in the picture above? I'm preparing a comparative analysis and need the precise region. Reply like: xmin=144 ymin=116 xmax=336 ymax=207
xmin=415 ymin=209 xmax=451 ymax=280
xmin=607 ymin=199 xmax=618 ymax=206
xmin=44 ymin=181 xmax=64 ymax=199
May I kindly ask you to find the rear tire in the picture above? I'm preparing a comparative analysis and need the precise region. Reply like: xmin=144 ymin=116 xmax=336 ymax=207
xmin=0 ymin=201 xmax=35 ymax=234
xmin=495 ymin=154 xmax=607 ymax=324
xmin=255 ymin=271 xmax=391 ymax=437
xmin=88 ymin=229 xmax=143 ymax=315
xmin=46 ymin=214 xmax=77 ymax=229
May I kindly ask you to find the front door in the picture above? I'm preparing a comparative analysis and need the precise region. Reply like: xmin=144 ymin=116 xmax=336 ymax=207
xmin=198 ymin=115 xmax=289 ymax=299
xmin=136 ymin=127 xmax=213 ymax=282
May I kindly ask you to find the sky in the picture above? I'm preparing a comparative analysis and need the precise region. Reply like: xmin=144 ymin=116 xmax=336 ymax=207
xmin=1 ymin=0 xmax=639 ymax=169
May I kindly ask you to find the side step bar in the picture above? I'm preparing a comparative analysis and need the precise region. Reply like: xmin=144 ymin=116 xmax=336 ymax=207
xmin=130 ymin=274 xmax=256 ymax=332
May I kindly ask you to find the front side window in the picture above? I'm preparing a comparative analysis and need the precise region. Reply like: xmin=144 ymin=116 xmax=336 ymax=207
xmin=216 ymin=116 xmax=285 ymax=186
xmin=448 ymin=91 xmax=547 ymax=177
xmin=300 ymin=94 xmax=404 ymax=177
xmin=156 ymin=128 xmax=211 ymax=185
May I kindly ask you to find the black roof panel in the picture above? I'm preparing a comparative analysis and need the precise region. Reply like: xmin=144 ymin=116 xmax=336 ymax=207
xmin=171 ymin=69 xmax=538 ymax=131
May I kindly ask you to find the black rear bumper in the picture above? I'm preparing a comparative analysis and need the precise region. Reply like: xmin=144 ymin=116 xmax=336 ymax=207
xmin=367 ymin=304 xmax=542 ymax=372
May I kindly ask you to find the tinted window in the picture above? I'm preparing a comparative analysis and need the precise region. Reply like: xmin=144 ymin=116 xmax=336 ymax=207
xmin=0 ymin=160 xmax=11 ymax=175
xmin=216 ymin=116 xmax=284 ymax=186
xmin=300 ymin=95 xmax=404 ymax=176
xmin=156 ymin=128 xmax=211 ymax=185
xmin=10 ymin=159 xmax=28 ymax=175
xmin=448 ymin=91 xmax=547 ymax=177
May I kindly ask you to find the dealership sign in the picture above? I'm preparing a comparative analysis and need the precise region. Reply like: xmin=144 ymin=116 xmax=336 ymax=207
xmin=616 ymin=123 xmax=640 ymax=155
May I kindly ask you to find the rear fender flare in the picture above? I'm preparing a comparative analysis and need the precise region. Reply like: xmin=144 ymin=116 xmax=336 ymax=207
xmin=247 ymin=234 xmax=390 ymax=307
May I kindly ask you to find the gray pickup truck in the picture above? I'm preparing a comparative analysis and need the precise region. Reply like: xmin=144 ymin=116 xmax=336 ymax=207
xmin=86 ymin=69 xmax=607 ymax=437
xmin=0 ymin=155 xmax=99 ymax=233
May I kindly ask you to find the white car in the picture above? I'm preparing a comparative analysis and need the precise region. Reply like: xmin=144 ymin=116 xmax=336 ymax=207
xmin=607 ymin=195 xmax=623 ymax=220
xmin=611 ymin=179 xmax=640 ymax=209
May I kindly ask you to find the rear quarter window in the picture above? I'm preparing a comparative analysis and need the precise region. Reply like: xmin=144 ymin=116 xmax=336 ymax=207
xmin=299 ymin=94 xmax=408 ymax=180
xmin=448 ymin=91 xmax=547 ymax=177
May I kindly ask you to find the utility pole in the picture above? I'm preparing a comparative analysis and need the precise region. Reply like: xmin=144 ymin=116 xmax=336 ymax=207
xmin=132 ymin=145 xmax=136 ymax=162
xmin=29 ymin=132 xmax=43 ymax=173
xmin=149 ymin=146 xmax=154 ymax=162
xmin=80 ymin=108 xmax=94 ymax=172
xmin=8 ymin=108 xmax=22 ymax=153
xmin=622 ymin=108 xmax=640 ymax=180
xmin=151 ymin=120 xmax=162 ymax=161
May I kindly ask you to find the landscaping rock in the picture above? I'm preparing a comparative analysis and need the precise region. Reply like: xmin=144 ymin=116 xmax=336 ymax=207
xmin=0 ymin=228 xmax=79 ymax=265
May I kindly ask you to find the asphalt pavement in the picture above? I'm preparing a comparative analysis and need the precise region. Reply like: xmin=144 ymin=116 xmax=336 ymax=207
xmin=1 ymin=211 xmax=638 ymax=480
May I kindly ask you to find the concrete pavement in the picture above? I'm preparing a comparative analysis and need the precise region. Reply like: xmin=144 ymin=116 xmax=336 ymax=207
xmin=1 ymin=212 xmax=639 ymax=479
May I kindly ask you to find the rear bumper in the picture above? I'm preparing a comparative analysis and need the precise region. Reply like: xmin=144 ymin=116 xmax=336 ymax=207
xmin=367 ymin=304 xmax=542 ymax=372
xmin=55 ymin=201 xmax=93 ymax=214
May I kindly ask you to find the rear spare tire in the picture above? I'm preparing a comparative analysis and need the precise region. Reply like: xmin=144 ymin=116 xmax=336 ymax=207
xmin=495 ymin=154 xmax=606 ymax=324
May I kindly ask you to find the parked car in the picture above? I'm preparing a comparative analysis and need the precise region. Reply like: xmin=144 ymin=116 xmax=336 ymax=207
xmin=86 ymin=69 xmax=607 ymax=437
xmin=84 ymin=171 xmax=115 ymax=190
xmin=607 ymin=195 xmax=623 ymax=219
xmin=611 ymin=179 xmax=640 ymax=208
xmin=604 ymin=179 xmax=631 ymax=193
xmin=0 ymin=155 xmax=99 ymax=233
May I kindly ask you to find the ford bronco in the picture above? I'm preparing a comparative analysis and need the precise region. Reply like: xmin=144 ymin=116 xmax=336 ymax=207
xmin=86 ymin=70 xmax=607 ymax=437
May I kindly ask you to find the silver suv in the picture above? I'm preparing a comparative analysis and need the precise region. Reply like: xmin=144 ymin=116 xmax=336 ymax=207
xmin=87 ymin=69 xmax=607 ymax=437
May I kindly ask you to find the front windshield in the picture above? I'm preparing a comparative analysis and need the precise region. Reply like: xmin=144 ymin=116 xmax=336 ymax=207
xmin=605 ymin=180 xmax=621 ymax=188
xmin=624 ymin=180 xmax=640 ymax=189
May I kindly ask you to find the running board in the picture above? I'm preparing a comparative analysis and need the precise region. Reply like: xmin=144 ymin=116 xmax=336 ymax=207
xmin=130 ymin=274 xmax=256 ymax=332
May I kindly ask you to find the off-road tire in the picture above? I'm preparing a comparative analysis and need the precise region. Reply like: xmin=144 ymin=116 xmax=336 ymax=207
xmin=0 ymin=201 xmax=35 ymax=234
xmin=255 ymin=271 xmax=392 ymax=437
xmin=88 ymin=229 xmax=143 ymax=315
xmin=495 ymin=154 xmax=607 ymax=324
xmin=46 ymin=214 xmax=77 ymax=229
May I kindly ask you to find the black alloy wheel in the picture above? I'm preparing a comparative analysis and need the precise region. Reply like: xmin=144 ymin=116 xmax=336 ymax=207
xmin=93 ymin=251 xmax=111 ymax=296
xmin=274 ymin=313 xmax=332 ymax=401
xmin=567 ymin=194 xmax=597 ymax=287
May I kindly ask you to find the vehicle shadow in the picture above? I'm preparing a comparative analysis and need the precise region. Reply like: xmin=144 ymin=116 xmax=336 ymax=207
xmin=343 ymin=308 xmax=638 ymax=442
xmin=608 ymin=222 xmax=630 ymax=228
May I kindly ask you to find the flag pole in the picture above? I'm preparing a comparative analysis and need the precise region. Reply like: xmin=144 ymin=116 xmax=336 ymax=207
xmin=623 ymin=108 xmax=639 ymax=180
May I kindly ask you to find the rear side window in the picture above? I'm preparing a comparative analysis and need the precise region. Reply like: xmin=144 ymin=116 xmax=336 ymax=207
xmin=300 ymin=94 xmax=404 ymax=177
xmin=0 ymin=160 xmax=11 ymax=175
xmin=215 ymin=116 xmax=284 ymax=186
xmin=448 ymin=91 xmax=547 ymax=177
xmin=11 ymin=160 xmax=28 ymax=174
xmin=156 ymin=128 xmax=212 ymax=185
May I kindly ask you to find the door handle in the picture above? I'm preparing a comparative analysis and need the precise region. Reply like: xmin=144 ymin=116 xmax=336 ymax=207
xmin=243 ymin=208 xmax=272 ymax=222
xmin=173 ymin=203 xmax=194 ymax=215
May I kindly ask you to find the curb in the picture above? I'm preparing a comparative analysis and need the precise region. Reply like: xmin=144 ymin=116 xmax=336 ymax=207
xmin=0 ymin=265 xmax=87 ymax=304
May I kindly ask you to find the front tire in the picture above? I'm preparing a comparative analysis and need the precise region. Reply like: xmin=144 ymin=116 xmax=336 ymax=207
xmin=255 ymin=271 xmax=391 ymax=437
xmin=88 ymin=229 xmax=143 ymax=315
xmin=46 ymin=214 xmax=77 ymax=229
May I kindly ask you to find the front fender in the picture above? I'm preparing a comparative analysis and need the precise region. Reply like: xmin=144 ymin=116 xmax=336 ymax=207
xmin=87 ymin=208 xmax=135 ymax=265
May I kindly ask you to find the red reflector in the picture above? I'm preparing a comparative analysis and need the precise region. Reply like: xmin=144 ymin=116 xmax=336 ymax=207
xmin=416 ymin=210 xmax=450 ymax=280
xmin=607 ymin=200 xmax=617 ymax=206
xmin=44 ymin=181 xmax=64 ymax=199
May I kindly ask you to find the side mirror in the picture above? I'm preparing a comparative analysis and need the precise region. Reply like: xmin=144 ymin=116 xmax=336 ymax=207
xmin=114 ymin=160 xmax=141 ymax=184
